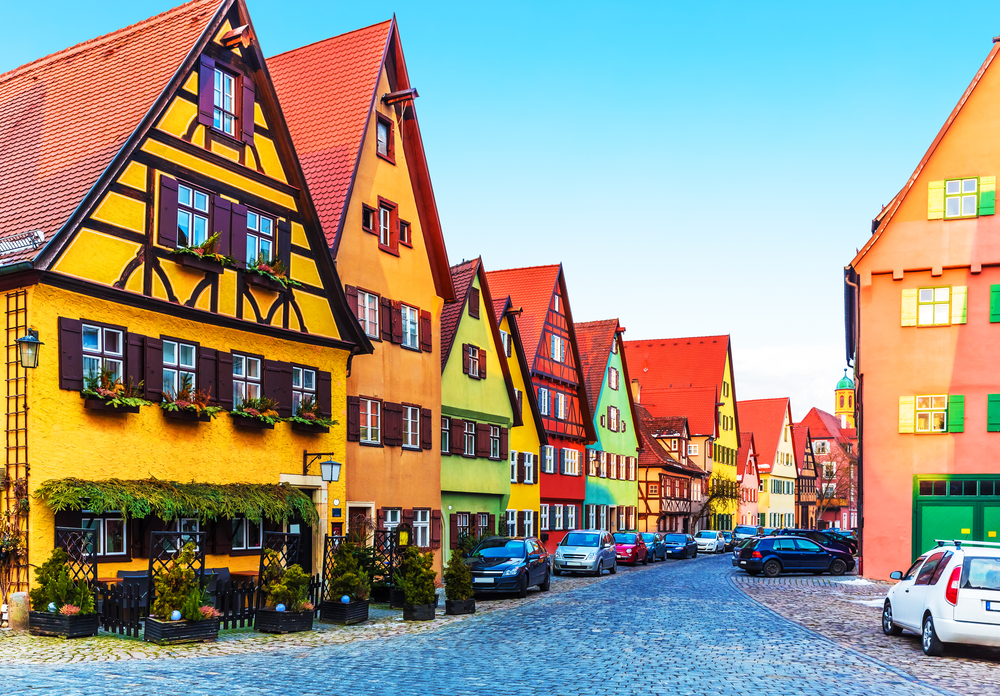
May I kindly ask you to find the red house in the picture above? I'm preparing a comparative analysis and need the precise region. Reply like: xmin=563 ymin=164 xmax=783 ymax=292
xmin=486 ymin=264 xmax=596 ymax=550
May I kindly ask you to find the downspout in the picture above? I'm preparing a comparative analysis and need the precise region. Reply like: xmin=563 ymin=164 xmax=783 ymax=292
xmin=844 ymin=267 xmax=862 ymax=574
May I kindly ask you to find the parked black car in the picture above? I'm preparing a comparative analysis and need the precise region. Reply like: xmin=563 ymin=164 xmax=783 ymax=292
xmin=771 ymin=528 xmax=856 ymax=555
xmin=662 ymin=533 xmax=698 ymax=559
xmin=736 ymin=536 xmax=856 ymax=577
xmin=467 ymin=537 xmax=551 ymax=598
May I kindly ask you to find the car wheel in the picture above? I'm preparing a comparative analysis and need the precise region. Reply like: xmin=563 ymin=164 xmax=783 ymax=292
xmin=829 ymin=559 xmax=847 ymax=576
xmin=922 ymin=615 xmax=945 ymax=656
xmin=609 ymin=560 xmax=617 ymax=575
xmin=539 ymin=570 xmax=551 ymax=592
xmin=763 ymin=560 xmax=782 ymax=578
xmin=882 ymin=601 xmax=903 ymax=636
xmin=553 ymin=568 xmax=562 ymax=576
xmin=518 ymin=573 xmax=528 ymax=599
xmin=593 ymin=561 xmax=603 ymax=577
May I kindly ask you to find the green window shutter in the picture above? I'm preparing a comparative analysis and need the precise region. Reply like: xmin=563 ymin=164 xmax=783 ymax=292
xmin=981 ymin=176 xmax=996 ymax=216
xmin=988 ymin=395 xmax=1000 ymax=432
xmin=928 ymin=180 xmax=945 ymax=219
xmin=951 ymin=286 xmax=967 ymax=324
xmin=991 ymin=286 xmax=1000 ymax=323
xmin=901 ymin=289 xmax=918 ymax=326
xmin=899 ymin=396 xmax=915 ymax=433
xmin=948 ymin=395 xmax=965 ymax=433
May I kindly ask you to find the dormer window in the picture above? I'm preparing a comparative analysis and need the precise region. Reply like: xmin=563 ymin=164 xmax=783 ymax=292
xmin=213 ymin=68 xmax=237 ymax=137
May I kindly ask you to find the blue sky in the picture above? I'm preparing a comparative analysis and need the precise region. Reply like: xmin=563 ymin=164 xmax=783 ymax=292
xmin=3 ymin=1 xmax=998 ymax=419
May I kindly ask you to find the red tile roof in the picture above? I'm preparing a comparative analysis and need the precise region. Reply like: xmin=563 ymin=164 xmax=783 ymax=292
xmin=490 ymin=297 xmax=509 ymax=326
xmin=736 ymin=398 xmax=791 ymax=473
xmin=635 ymin=405 xmax=702 ymax=476
xmin=624 ymin=335 xmax=731 ymax=392
xmin=440 ymin=258 xmax=479 ymax=369
xmin=0 ymin=0 xmax=220 ymax=265
xmin=485 ymin=264 xmax=560 ymax=365
xmin=799 ymin=407 xmax=856 ymax=444
xmin=737 ymin=431 xmax=756 ymax=481
xmin=574 ymin=320 xmax=617 ymax=414
xmin=791 ymin=424 xmax=815 ymax=477
xmin=639 ymin=386 xmax=717 ymax=437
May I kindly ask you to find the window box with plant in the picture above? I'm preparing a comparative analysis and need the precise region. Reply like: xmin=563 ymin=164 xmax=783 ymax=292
xmin=170 ymin=232 xmax=236 ymax=274
xmin=244 ymin=257 xmax=302 ymax=292
xmin=255 ymin=553 xmax=314 ymax=634
xmin=443 ymin=549 xmax=475 ymax=615
xmin=144 ymin=543 xmax=220 ymax=645
xmin=230 ymin=396 xmax=282 ymax=429
xmin=396 ymin=545 xmax=437 ymax=621
xmin=288 ymin=395 xmax=336 ymax=434
xmin=161 ymin=374 xmax=224 ymax=422
xmin=320 ymin=541 xmax=371 ymax=625
xmin=81 ymin=367 xmax=151 ymax=414
xmin=28 ymin=548 xmax=98 ymax=638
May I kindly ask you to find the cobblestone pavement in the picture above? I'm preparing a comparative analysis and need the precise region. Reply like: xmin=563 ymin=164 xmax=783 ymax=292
xmin=4 ymin=555 xmax=951 ymax=695
xmin=734 ymin=568 xmax=1000 ymax=696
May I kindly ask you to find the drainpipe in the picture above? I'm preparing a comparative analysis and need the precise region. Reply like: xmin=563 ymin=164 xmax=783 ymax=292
xmin=844 ymin=267 xmax=862 ymax=574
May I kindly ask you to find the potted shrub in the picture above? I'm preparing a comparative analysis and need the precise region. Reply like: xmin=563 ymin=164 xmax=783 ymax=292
xmin=81 ymin=367 xmax=151 ymax=414
xmin=320 ymin=542 xmax=371 ymax=624
xmin=443 ymin=550 xmax=476 ymax=615
xmin=28 ymin=548 xmax=98 ymax=638
xmin=245 ymin=257 xmax=302 ymax=292
xmin=288 ymin=395 xmax=336 ymax=434
xmin=230 ymin=396 xmax=282 ymax=429
xmin=160 ymin=375 xmax=224 ymax=422
xmin=144 ymin=543 xmax=220 ymax=645
xmin=396 ymin=545 xmax=437 ymax=621
xmin=170 ymin=232 xmax=236 ymax=274
xmin=256 ymin=554 xmax=314 ymax=634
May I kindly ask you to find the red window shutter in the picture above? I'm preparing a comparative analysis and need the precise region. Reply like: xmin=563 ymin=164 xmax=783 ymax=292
xmin=391 ymin=301 xmax=403 ymax=344
xmin=345 ymin=286 xmax=360 ymax=320
xmin=58 ymin=317 xmax=84 ymax=391
xmin=419 ymin=310 xmax=432 ymax=352
xmin=476 ymin=423 xmax=490 ymax=458
xmin=277 ymin=220 xmax=292 ymax=271
xmin=376 ymin=507 xmax=386 ymax=531
xmin=500 ymin=427 xmax=508 ymax=459
xmin=420 ymin=408 xmax=432 ymax=450
xmin=488 ymin=513 xmax=496 ymax=535
xmin=197 ymin=54 xmax=215 ymax=127
xmin=517 ymin=511 xmax=525 ymax=537
xmin=402 ymin=509 xmax=415 ymax=536
xmin=479 ymin=348 xmax=487 ymax=379
xmin=469 ymin=288 xmax=480 ymax=319
xmin=212 ymin=196 xmax=232 ymax=256
xmin=449 ymin=513 xmax=459 ymax=549
xmin=317 ymin=371 xmax=333 ymax=418
xmin=380 ymin=297 xmax=392 ymax=341
xmin=198 ymin=347 xmax=218 ymax=403
xmin=517 ymin=452 xmax=525 ymax=483
xmin=347 ymin=396 xmax=361 ymax=441
xmin=157 ymin=175 xmax=179 ymax=248
xmin=144 ymin=337 xmax=163 ymax=402
xmin=230 ymin=204 xmax=248 ymax=268
xmin=462 ymin=343 xmax=470 ymax=375
xmin=241 ymin=77 xmax=255 ymax=144
xmin=217 ymin=352 xmax=234 ymax=410
xmin=384 ymin=402 xmax=403 ymax=447
xmin=431 ymin=510 xmax=442 ymax=549
xmin=450 ymin=419 xmax=465 ymax=455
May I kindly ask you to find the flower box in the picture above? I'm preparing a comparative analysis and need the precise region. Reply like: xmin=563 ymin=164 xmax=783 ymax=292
xmin=255 ymin=608 xmax=314 ymax=634
xmin=230 ymin=413 xmax=275 ymax=430
xmin=143 ymin=616 xmax=219 ymax=645
xmin=320 ymin=599 xmax=369 ymax=625
xmin=28 ymin=611 xmax=99 ymax=639
xmin=177 ymin=254 xmax=225 ymax=274
xmin=291 ymin=421 xmax=330 ymax=434
xmin=245 ymin=272 xmax=286 ymax=293
xmin=402 ymin=603 xmax=435 ymax=621
xmin=84 ymin=398 xmax=139 ymax=414
xmin=444 ymin=598 xmax=476 ymax=616
xmin=163 ymin=408 xmax=212 ymax=423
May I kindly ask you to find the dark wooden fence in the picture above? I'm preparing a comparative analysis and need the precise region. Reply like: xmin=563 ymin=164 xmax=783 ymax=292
xmin=96 ymin=582 xmax=143 ymax=637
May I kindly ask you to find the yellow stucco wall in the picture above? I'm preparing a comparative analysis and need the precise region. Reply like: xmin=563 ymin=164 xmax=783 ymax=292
xmin=499 ymin=315 xmax=541 ymax=514
xmin=711 ymin=352 xmax=739 ymax=520
xmin=761 ymin=404 xmax=797 ymax=526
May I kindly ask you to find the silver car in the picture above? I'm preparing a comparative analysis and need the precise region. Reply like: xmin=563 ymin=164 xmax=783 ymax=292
xmin=695 ymin=530 xmax=726 ymax=554
xmin=553 ymin=529 xmax=618 ymax=576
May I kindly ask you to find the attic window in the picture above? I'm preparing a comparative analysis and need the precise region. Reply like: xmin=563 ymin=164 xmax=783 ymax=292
xmin=0 ymin=230 xmax=44 ymax=257
xmin=214 ymin=68 xmax=237 ymax=136
xmin=376 ymin=113 xmax=395 ymax=163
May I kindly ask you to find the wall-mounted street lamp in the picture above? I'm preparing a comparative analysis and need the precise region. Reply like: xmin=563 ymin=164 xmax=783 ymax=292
xmin=303 ymin=450 xmax=342 ymax=482
xmin=15 ymin=329 xmax=42 ymax=369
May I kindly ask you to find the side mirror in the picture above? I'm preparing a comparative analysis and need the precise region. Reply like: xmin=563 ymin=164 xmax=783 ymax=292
xmin=528 ymin=553 xmax=541 ymax=561
xmin=889 ymin=571 xmax=903 ymax=580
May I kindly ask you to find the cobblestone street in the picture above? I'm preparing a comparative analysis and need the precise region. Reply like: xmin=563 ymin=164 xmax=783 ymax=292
xmin=4 ymin=555 xmax=955 ymax=695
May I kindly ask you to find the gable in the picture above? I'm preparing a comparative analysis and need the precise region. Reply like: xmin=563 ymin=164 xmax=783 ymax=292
xmin=498 ymin=304 xmax=547 ymax=446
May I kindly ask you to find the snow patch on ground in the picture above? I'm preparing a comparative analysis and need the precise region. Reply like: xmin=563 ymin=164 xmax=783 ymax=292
xmin=843 ymin=597 xmax=885 ymax=608
xmin=836 ymin=578 xmax=873 ymax=586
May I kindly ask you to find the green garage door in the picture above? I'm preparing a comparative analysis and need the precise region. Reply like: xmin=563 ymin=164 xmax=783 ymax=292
xmin=984 ymin=506 xmax=1000 ymax=542
xmin=918 ymin=505 xmax=974 ymax=556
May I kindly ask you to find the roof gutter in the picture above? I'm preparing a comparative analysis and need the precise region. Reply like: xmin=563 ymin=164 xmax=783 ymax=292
xmin=0 ymin=262 xmax=34 ymax=275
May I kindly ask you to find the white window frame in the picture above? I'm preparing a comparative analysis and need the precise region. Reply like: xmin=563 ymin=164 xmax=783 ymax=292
xmin=915 ymin=394 xmax=948 ymax=433
xmin=524 ymin=510 xmax=534 ymax=537
xmin=212 ymin=68 xmax=237 ymax=135
xmin=441 ymin=416 xmax=450 ymax=453
xmin=524 ymin=452 xmax=535 ymax=484
xmin=82 ymin=324 xmax=124 ymax=384
xmin=384 ymin=508 xmax=401 ymax=531
xmin=543 ymin=445 xmax=555 ymax=473
xmin=553 ymin=504 xmax=564 ymax=531
xmin=81 ymin=511 xmax=127 ymax=557
xmin=506 ymin=509 xmax=517 ymax=537
xmin=231 ymin=517 xmax=263 ymax=551
xmin=379 ymin=206 xmax=392 ymax=247
xmin=162 ymin=339 xmax=197 ymax=399
xmin=413 ymin=509 xmax=430 ymax=548
xmin=561 ymin=448 xmax=580 ymax=476
xmin=291 ymin=365 xmax=316 ymax=415
xmin=540 ymin=504 xmax=550 ymax=531
xmin=917 ymin=286 xmax=951 ymax=326
xmin=556 ymin=392 xmax=567 ymax=420
xmin=553 ymin=295 xmax=561 ymax=313
xmin=246 ymin=210 xmax=274 ymax=265
xmin=489 ymin=425 xmax=501 ymax=459
xmin=357 ymin=291 xmax=379 ymax=338
xmin=401 ymin=304 xmax=419 ymax=349
xmin=469 ymin=346 xmax=480 ymax=377
xmin=499 ymin=330 xmax=509 ymax=355
xmin=600 ymin=452 xmax=607 ymax=478
xmin=588 ymin=505 xmax=596 ymax=530
xmin=609 ymin=454 xmax=618 ymax=480
xmin=478 ymin=513 xmax=491 ymax=538
xmin=609 ymin=366 xmax=619 ymax=390
xmin=176 ymin=183 xmax=210 ymax=248
xmin=403 ymin=405 xmax=420 ymax=449
xmin=232 ymin=353 xmax=262 ymax=407
xmin=599 ymin=505 xmax=607 ymax=531
xmin=538 ymin=387 xmax=550 ymax=416
xmin=510 ymin=450 xmax=518 ymax=483
xmin=609 ymin=406 xmax=619 ymax=431
xmin=688 ymin=443 xmax=699 ymax=456
xmin=551 ymin=334 xmax=564 ymax=363
xmin=464 ymin=421 xmax=476 ymax=456
xmin=376 ymin=118 xmax=390 ymax=157
xmin=360 ymin=398 xmax=381 ymax=444
xmin=567 ymin=505 xmax=576 ymax=530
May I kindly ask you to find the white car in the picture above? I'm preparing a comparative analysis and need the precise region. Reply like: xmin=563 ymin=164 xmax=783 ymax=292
xmin=882 ymin=540 xmax=1000 ymax=655
xmin=695 ymin=530 xmax=726 ymax=554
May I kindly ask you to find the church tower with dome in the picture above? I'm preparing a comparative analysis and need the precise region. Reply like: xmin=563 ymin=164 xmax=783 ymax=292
xmin=834 ymin=370 xmax=855 ymax=429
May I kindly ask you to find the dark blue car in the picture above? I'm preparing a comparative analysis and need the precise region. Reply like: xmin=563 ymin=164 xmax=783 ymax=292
xmin=641 ymin=532 xmax=667 ymax=562
xmin=737 ymin=536 xmax=855 ymax=577
xmin=662 ymin=533 xmax=698 ymax=559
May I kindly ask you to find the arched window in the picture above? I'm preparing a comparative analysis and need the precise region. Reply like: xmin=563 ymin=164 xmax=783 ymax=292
xmin=848 ymin=395 xmax=853 ymax=408
xmin=839 ymin=395 xmax=845 ymax=408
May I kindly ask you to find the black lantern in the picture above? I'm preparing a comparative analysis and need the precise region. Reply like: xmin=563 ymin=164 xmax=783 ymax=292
xmin=15 ymin=329 xmax=42 ymax=369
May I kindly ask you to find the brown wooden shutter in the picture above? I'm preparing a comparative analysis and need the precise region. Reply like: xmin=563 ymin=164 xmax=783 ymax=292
xmin=488 ymin=513 xmax=496 ymax=535
xmin=517 ymin=452 xmax=525 ymax=483
xmin=125 ymin=333 xmax=145 ymax=392
xmin=469 ymin=288 xmax=480 ymax=319
xmin=391 ymin=301 xmax=403 ymax=344
xmin=241 ymin=77 xmax=255 ymax=144
xmin=198 ymin=347 xmax=218 ymax=403
xmin=197 ymin=54 xmax=215 ymax=127
xmin=478 ymin=347 xmax=487 ymax=379
xmin=500 ymin=427 xmax=508 ymax=459
xmin=214 ymin=519 xmax=233 ymax=554
xmin=217 ymin=352 xmax=234 ymax=410
xmin=450 ymin=419 xmax=465 ymax=455
xmin=449 ymin=513 xmax=459 ymax=549
xmin=230 ymin=204 xmax=248 ymax=267
xmin=517 ymin=390 xmax=523 ymax=415
xmin=144 ymin=337 xmax=163 ymax=402
xmin=58 ymin=317 xmax=84 ymax=391
xmin=420 ymin=408 xmax=432 ymax=450
xmin=380 ymin=297 xmax=392 ymax=341
xmin=476 ymin=423 xmax=489 ymax=458
xmin=345 ymin=286 xmax=360 ymax=320
xmin=347 ymin=396 xmax=360 ymax=441
xmin=157 ymin=175 xmax=179 ymax=248
xmin=317 ymin=371 xmax=333 ymax=418
xmin=517 ymin=511 xmax=525 ymax=537
xmin=384 ymin=402 xmax=403 ymax=447
xmin=376 ymin=508 xmax=386 ymax=531
xmin=462 ymin=344 xmax=470 ymax=375
xmin=263 ymin=360 xmax=286 ymax=413
xmin=277 ymin=220 xmax=292 ymax=271
xmin=419 ymin=310 xmax=432 ymax=352
xmin=430 ymin=510 xmax=442 ymax=549
xmin=402 ymin=509 xmax=415 ymax=540
xmin=212 ymin=196 xmax=232 ymax=256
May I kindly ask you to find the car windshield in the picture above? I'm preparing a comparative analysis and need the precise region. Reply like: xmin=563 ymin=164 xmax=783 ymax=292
xmin=964 ymin=557 xmax=1000 ymax=590
xmin=562 ymin=533 xmax=600 ymax=547
xmin=722 ymin=532 xmax=732 ymax=539
xmin=695 ymin=531 xmax=717 ymax=539
xmin=473 ymin=539 xmax=525 ymax=559
xmin=664 ymin=534 xmax=687 ymax=543
xmin=734 ymin=526 xmax=757 ymax=535
xmin=641 ymin=534 xmax=656 ymax=543
xmin=613 ymin=533 xmax=635 ymax=544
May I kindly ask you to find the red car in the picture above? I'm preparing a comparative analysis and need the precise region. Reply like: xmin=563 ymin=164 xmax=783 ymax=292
xmin=614 ymin=532 xmax=648 ymax=566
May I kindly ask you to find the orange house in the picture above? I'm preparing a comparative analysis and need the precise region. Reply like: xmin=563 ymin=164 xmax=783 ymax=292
xmin=269 ymin=20 xmax=455 ymax=563
xmin=845 ymin=38 xmax=1000 ymax=578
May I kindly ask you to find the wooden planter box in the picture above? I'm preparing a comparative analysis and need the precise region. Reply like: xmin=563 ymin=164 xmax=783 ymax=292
xmin=177 ymin=254 xmax=226 ymax=274
xmin=163 ymin=408 xmax=212 ymax=422
xmin=144 ymin=616 xmax=219 ymax=645
xmin=369 ymin=585 xmax=391 ymax=603
xmin=389 ymin=588 xmax=406 ymax=608
xmin=29 ymin=611 xmax=99 ymax=639
xmin=255 ymin=608 xmax=314 ymax=634
xmin=445 ymin=598 xmax=476 ymax=616
xmin=84 ymin=398 xmax=140 ymax=414
xmin=230 ymin=413 xmax=275 ymax=430
xmin=245 ymin=272 xmax=286 ymax=292
xmin=319 ymin=599 xmax=369 ymax=625
xmin=291 ymin=421 xmax=330 ymax=434
xmin=402 ymin=603 xmax=435 ymax=621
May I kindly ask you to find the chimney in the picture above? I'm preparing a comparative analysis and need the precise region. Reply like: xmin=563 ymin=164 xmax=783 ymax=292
xmin=631 ymin=379 xmax=641 ymax=403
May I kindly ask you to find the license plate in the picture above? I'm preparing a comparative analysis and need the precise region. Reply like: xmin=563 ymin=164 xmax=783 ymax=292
xmin=987 ymin=601 xmax=1000 ymax=612
xmin=566 ymin=562 xmax=582 ymax=566
xmin=740 ymin=561 xmax=747 ymax=565
xmin=473 ymin=577 xmax=493 ymax=584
